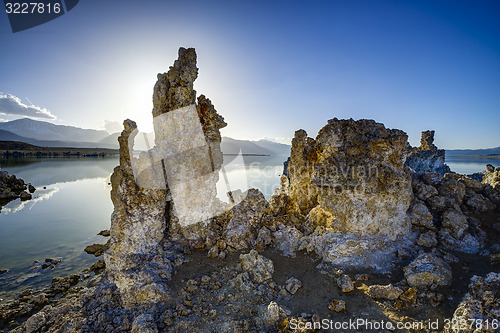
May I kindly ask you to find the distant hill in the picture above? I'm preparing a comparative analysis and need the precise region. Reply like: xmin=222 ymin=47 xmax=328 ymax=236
xmin=221 ymin=137 xmax=273 ymax=155
xmin=0 ymin=118 xmax=292 ymax=155
xmin=0 ymin=140 xmax=41 ymax=150
xmin=0 ymin=127 xmax=292 ymax=155
xmin=251 ymin=139 xmax=290 ymax=156
xmin=0 ymin=129 xmax=115 ymax=148
xmin=0 ymin=141 xmax=118 ymax=155
xmin=97 ymin=135 xmax=291 ymax=155
xmin=0 ymin=118 xmax=109 ymax=143
xmin=446 ymin=147 xmax=500 ymax=157
xmin=97 ymin=132 xmax=120 ymax=146
xmin=220 ymin=138 xmax=291 ymax=156
xmin=0 ymin=129 xmax=37 ymax=143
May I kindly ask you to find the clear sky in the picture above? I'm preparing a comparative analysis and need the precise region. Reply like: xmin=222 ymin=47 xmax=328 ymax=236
xmin=0 ymin=0 xmax=499 ymax=149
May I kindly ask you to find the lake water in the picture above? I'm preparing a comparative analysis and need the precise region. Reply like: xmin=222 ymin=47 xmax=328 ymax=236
xmin=446 ymin=157 xmax=499 ymax=175
xmin=0 ymin=155 xmax=498 ymax=303
xmin=0 ymin=155 xmax=286 ymax=303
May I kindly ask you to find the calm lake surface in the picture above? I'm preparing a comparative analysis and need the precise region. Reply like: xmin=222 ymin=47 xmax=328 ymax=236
xmin=446 ymin=157 xmax=500 ymax=175
xmin=0 ymin=155 xmax=498 ymax=302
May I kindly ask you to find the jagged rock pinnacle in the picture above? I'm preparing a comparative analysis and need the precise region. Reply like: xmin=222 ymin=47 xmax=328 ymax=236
xmin=419 ymin=130 xmax=437 ymax=150
xmin=152 ymin=47 xmax=198 ymax=118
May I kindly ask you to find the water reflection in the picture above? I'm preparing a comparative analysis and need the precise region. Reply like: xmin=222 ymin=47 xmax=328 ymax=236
xmin=0 ymin=157 xmax=119 ymax=187
xmin=446 ymin=157 xmax=499 ymax=175
xmin=1 ymin=187 xmax=60 ymax=215
xmin=0 ymin=157 xmax=118 ymax=303
xmin=218 ymin=155 xmax=287 ymax=199
xmin=0 ymin=155 xmax=286 ymax=303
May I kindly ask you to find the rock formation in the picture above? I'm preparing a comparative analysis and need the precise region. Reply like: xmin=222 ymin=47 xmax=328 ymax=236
xmin=284 ymin=118 xmax=412 ymax=239
xmin=407 ymin=170 xmax=499 ymax=254
xmin=105 ymin=48 xmax=230 ymax=306
xmin=0 ymin=170 xmax=34 ymax=209
xmin=105 ymin=48 xmax=273 ymax=307
xmin=444 ymin=273 xmax=500 ymax=333
xmin=263 ymin=118 xmax=416 ymax=269
xmin=104 ymin=119 xmax=171 ymax=306
xmin=403 ymin=253 xmax=452 ymax=290
xmin=483 ymin=165 xmax=500 ymax=190
xmin=104 ymin=46 xmax=500 ymax=308
xmin=405 ymin=130 xmax=451 ymax=175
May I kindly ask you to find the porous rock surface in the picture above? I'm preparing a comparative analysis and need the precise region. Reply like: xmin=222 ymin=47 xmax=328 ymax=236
xmin=444 ymin=272 xmax=500 ymax=333
xmin=404 ymin=253 xmax=452 ymax=290
xmin=238 ymin=250 xmax=274 ymax=283
xmin=483 ymin=166 xmax=500 ymax=190
xmin=0 ymin=171 xmax=34 ymax=209
xmin=105 ymin=48 xmax=268 ymax=307
xmin=405 ymin=130 xmax=451 ymax=175
xmin=407 ymin=170 xmax=499 ymax=254
xmin=104 ymin=119 xmax=171 ymax=307
xmin=366 ymin=284 xmax=404 ymax=300
xmin=104 ymin=47 xmax=231 ymax=306
xmin=284 ymin=118 xmax=412 ymax=239
xmin=268 ymin=118 xmax=415 ymax=269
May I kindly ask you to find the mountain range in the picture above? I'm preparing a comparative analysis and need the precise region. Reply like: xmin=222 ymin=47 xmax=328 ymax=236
xmin=1 ymin=118 xmax=498 ymax=157
xmin=0 ymin=118 xmax=109 ymax=142
xmin=446 ymin=147 xmax=500 ymax=157
xmin=0 ymin=118 xmax=291 ymax=155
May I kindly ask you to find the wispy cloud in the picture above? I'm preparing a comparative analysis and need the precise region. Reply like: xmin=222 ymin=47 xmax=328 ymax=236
xmin=260 ymin=137 xmax=292 ymax=145
xmin=0 ymin=94 xmax=56 ymax=120
xmin=103 ymin=119 xmax=122 ymax=133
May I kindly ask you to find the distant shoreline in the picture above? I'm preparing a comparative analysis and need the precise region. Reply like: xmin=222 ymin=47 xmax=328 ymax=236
xmin=223 ymin=153 xmax=271 ymax=156
xmin=447 ymin=154 xmax=500 ymax=160
xmin=0 ymin=141 xmax=277 ymax=158
xmin=0 ymin=141 xmax=118 ymax=157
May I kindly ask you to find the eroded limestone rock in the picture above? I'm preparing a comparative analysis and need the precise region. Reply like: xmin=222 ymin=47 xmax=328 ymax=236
xmin=223 ymin=189 xmax=268 ymax=250
xmin=0 ymin=171 xmax=34 ymax=210
xmin=405 ymin=130 xmax=451 ymax=175
xmin=105 ymin=48 xmax=230 ymax=306
xmin=239 ymin=250 xmax=274 ymax=283
xmin=284 ymin=277 xmax=302 ymax=295
xmin=272 ymin=225 xmax=303 ymax=257
xmin=104 ymin=119 xmax=170 ymax=307
xmin=366 ymin=284 xmax=404 ymax=300
xmin=328 ymin=299 xmax=346 ymax=312
xmin=337 ymin=274 xmax=354 ymax=293
xmin=444 ymin=273 xmax=500 ymax=333
xmin=298 ymin=227 xmax=414 ymax=271
xmin=267 ymin=118 xmax=415 ymax=270
xmin=464 ymin=190 xmax=496 ymax=213
xmin=404 ymin=253 xmax=452 ymax=290
xmin=407 ymin=169 xmax=494 ymax=254
xmin=282 ymin=118 xmax=413 ymax=240
xmin=408 ymin=200 xmax=435 ymax=230
xmin=483 ymin=166 xmax=500 ymax=190
xmin=441 ymin=209 xmax=468 ymax=239
xmin=417 ymin=230 xmax=437 ymax=248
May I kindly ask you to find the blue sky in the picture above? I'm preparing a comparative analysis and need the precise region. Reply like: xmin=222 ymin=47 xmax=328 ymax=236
xmin=0 ymin=0 xmax=499 ymax=149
